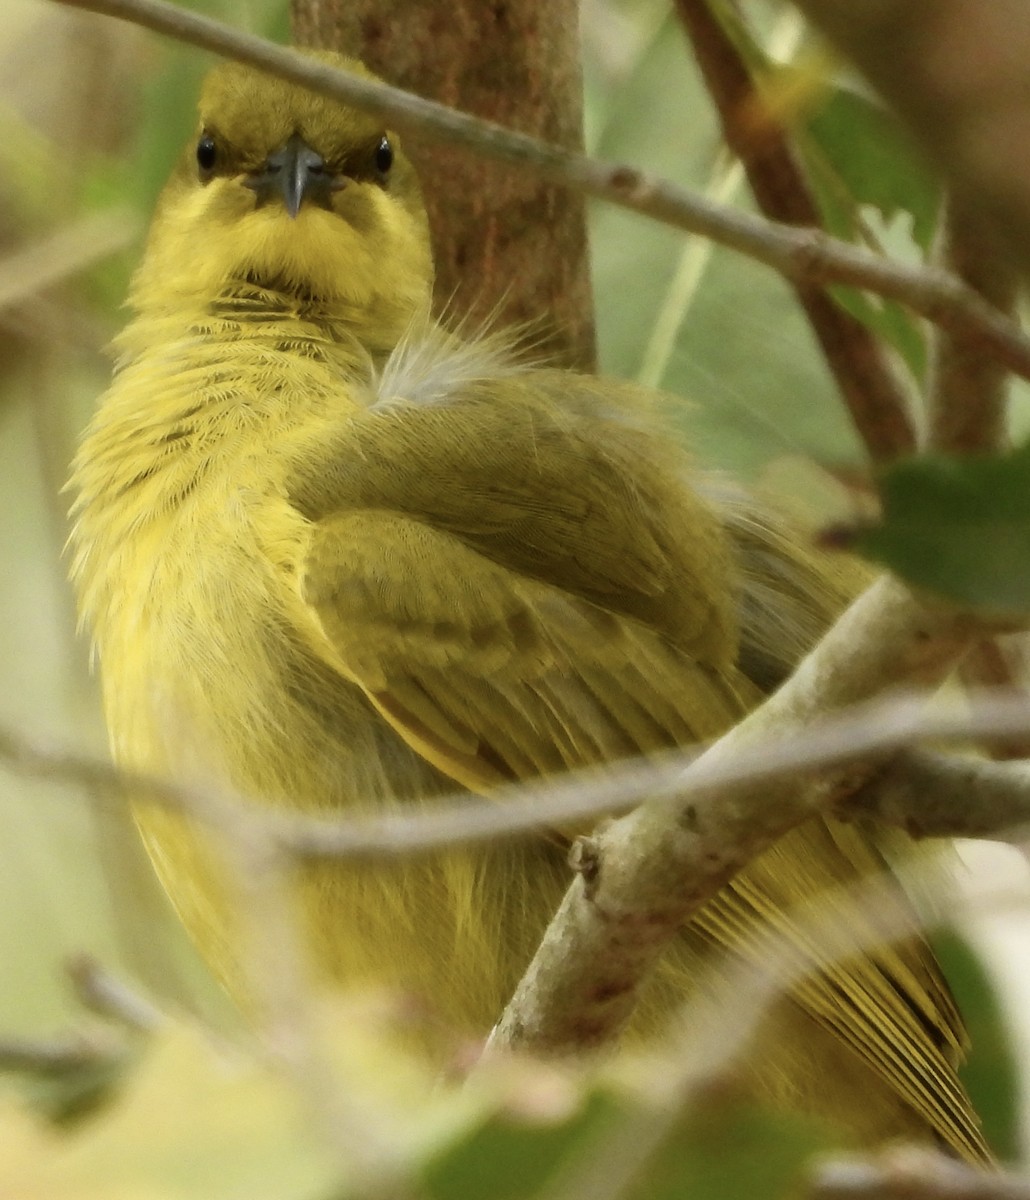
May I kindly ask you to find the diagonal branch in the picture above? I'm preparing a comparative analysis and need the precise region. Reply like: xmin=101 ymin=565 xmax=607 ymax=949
xmin=809 ymin=1147 xmax=1030 ymax=1200
xmin=675 ymin=0 xmax=915 ymax=461
xmin=926 ymin=197 xmax=1018 ymax=454
xmin=844 ymin=748 xmax=1030 ymax=842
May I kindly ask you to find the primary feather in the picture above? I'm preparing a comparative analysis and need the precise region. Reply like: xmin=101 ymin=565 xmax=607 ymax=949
xmin=68 ymin=52 xmax=988 ymax=1161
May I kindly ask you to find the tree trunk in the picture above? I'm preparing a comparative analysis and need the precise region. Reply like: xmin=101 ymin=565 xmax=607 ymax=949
xmin=291 ymin=0 xmax=596 ymax=370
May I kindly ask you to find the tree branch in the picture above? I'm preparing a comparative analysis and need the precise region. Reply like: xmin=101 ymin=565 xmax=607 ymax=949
xmin=675 ymin=0 xmax=916 ymax=461
xmin=845 ymin=747 xmax=1030 ymax=842
xmin=926 ymin=197 xmax=1018 ymax=453
xmin=9 ymin=689 xmax=1030 ymax=866
xmin=0 ymin=1031 xmax=120 ymax=1075
xmin=525 ymin=856 xmax=1027 ymax=1200
xmin=809 ymin=1147 xmax=1030 ymax=1200
xmin=960 ymin=639 xmax=1030 ymax=759
xmin=488 ymin=579 xmax=993 ymax=1055
xmin=48 ymin=0 xmax=1030 ymax=386
xmin=66 ymin=955 xmax=165 ymax=1033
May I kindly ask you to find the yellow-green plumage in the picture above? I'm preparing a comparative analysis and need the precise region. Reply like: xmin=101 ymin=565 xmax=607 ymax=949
xmin=69 ymin=53 xmax=988 ymax=1161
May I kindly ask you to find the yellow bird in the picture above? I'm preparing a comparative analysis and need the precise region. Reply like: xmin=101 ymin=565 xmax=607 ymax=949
xmin=68 ymin=52 xmax=987 ymax=1160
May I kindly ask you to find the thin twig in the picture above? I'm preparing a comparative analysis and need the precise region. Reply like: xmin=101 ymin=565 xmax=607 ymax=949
xmin=487 ymin=578 xmax=990 ymax=1056
xmin=66 ymin=954 xmax=165 ymax=1033
xmin=0 ymin=209 xmax=141 ymax=312
xmin=47 ymin=0 xmax=1030 ymax=386
xmin=960 ymin=639 xmax=1030 ymax=759
xmin=675 ymin=0 xmax=916 ymax=461
xmin=809 ymin=1147 xmax=1030 ymax=1200
xmin=0 ymin=1030 xmax=120 ymax=1075
xmin=8 ymin=690 xmax=1030 ymax=864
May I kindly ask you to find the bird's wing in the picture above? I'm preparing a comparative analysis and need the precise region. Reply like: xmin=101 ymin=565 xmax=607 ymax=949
xmin=290 ymin=375 xmax=747 ymax=789
xmin=300 ymin=503 xmax=743 ymax=792
xmin=288 ymin=372 xmax=740 ymax=671
xmin=291 ymin=379 xmax=987 ymax=1162
xmin=694 ymin=820 xmax=988 ymax=1162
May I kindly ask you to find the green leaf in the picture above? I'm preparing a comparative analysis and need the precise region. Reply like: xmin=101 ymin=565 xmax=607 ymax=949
xmin=423 ymin=1079 xmax=838 ymax=1200
xmin=423 ymin=1090 xmax=620 ymax=1200
xmin=800 ymin=84 xmax=940 ymax=251
xmin=696 ymin=10 xmax=936 ymax=381
xmin=932 ymin=931 xmax=1021 ymax=1161
xmin=856 ymin=444 xmax=1030 ymax=612
xmin=637 ymin=1096 xmax=837 ymax=1200
xmin=796 ymin=85 xmax=938 ymax=380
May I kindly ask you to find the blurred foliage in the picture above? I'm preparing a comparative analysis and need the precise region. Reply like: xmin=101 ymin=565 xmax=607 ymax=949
xmin=0 ymin=1000 xmax=839 ymax=1200
xmin=1 ymin=1019 xmax=345 ymax=1199
xmin=933 ymin=930 xmax=1022 ymax=1162
xmin=1 ymin=0 xmax=1027 ymax=1194
xmin=0 ymin=0 xmax=287 ymax=1041
xmin=858 ymin=442 xmax=1030 ymax=614
xmin=587 ymin=5 xmax=865 ymax=477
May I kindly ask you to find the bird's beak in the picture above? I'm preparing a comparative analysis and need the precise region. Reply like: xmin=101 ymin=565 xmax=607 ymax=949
xmin=245 ymin=133 xmax=334 ymax=219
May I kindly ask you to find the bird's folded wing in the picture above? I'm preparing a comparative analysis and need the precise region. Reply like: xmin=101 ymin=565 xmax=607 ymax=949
xmin=300 ymin=506 xmax=743 ymax=792
xmin=287 ymin=376 xmax=739 ymax=668
xmin=299 ymin=505 xmax=987 ymax=1161
xmin=291 ymin=389 xmax=987 ymax=1163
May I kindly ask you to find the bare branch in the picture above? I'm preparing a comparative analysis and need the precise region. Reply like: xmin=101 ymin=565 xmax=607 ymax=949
xmin=960 ymin=639 xmax=1030 ymax=759
xmin=9 ymin=689 xmax=1030 ymax=867
xmin=809 ymin=1147 xmax=1030 ymax=1200
xmin=66 ymin=955 xmax=165 ymax=1033
xmin=845 ymin=748 xmax=1030 ymax=843
xmin=926 ymin=197 xmax=1018 ymax=453
xmin=675 ymin=0 xmax=916 ymax=461
xmin=531 ymin=858 xmax=1025 ymax=1200
xmin=48 ymin=0 xmax=1030 ymax=385
xmin=0 ymin=1030 xmax=121 ymax=1075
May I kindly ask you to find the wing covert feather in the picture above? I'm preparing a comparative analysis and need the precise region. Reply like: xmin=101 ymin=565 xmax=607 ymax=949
xmin=302 ymin=508 xmax=743 ymax=792
xmin=289 ymin=375 xmax=738 ymax=667
xmin=293 ymin=383 xmax=988 ymax=1162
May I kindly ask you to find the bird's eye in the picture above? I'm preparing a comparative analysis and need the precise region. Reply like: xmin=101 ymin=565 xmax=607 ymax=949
xmin=374 ymin=136 xmax=393 ymax=176
xmin=196 ymin=135 xmax=218 ymax=178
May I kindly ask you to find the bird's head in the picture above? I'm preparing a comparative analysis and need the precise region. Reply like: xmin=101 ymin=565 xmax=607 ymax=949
xmin=131 ymin=52 xmax=434 ymax=333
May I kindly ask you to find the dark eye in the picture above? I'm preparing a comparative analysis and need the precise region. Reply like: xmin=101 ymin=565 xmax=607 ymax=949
xmin=374 ymin=135 xmax=393 ymax=176
xmin=196 ymin=134 xmax=218 ymax=178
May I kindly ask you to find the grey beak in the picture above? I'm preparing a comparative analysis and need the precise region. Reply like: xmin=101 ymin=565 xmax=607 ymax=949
xmin=245 ymin=133 xmax=334 ymax=219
